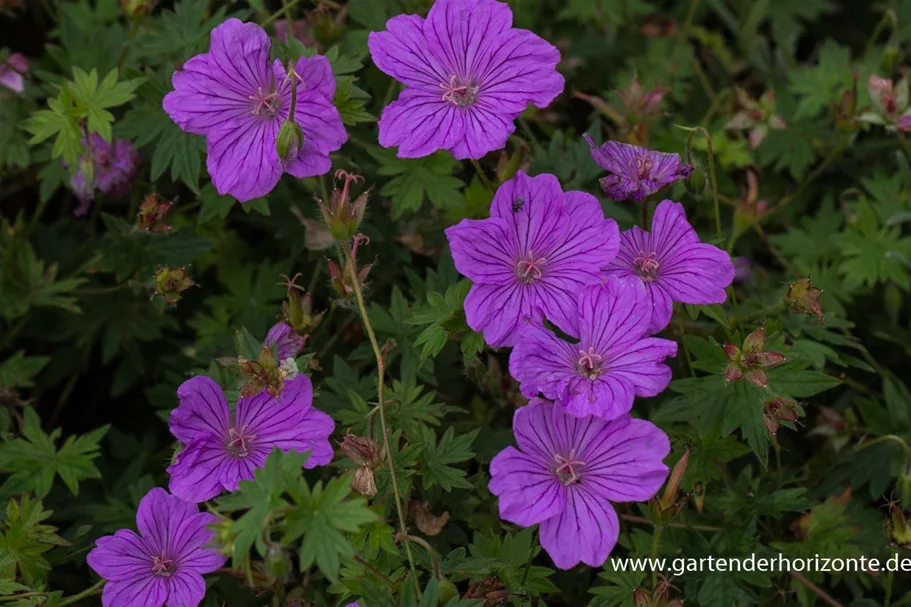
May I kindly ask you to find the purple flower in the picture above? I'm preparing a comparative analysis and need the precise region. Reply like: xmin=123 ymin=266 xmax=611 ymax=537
xmin=167 ymin=374 xmax=334 ymax=503
xmin=584 ymin=135 xmax=692 ymax=201
xmin=163 ymin=19 xmax=346 ymax=202
xmin=733 ymin=257 xmax=752 ymax=283
xmin=68 ymin=134 xmax=141 ymax=217
xmin=604 ymin=200 xmax=735 ymax=334
xmin=86 ymin=488 xmax=226 ymax=607
xmin=445 ymin=171 xmax=619 ymax=348
xmin=0 ymin=52 xmax=28 ymax=93
xmin=367 ymin=0 xmax=564 ymax=159
xmin=510 ymin=278 xmax=677 ymax=420
xmin=489 ymin=399 xmax=670 ymax=569
xmin=899 ymin=112 xmax=911 ymax=133
xmin=265 ymin=322 xmax=306 ymax=360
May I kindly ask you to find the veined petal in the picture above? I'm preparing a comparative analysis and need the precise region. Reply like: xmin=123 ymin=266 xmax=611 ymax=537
xmin=539 ymin=487 xmax=619 ymax=569
xmin=445 ymin=216 xmax=517 ymax=283
xmin=490 ymin=171 xmax=566 ymax=253
xmin=136 ymin=488 xmax=199 ymax=556
xmin=368 ymin=14 xmax=450 ymax=89
xmin=378 ymin=88 xmax=465 ymax=158
xmin=164 ymin=572 xmax=206 ymax=607
xmin=87 ymin=530 xmax=153 ymax=582
xmin=170 ymin=376 xmax=230 ymax=444
xmin=489 ymin=446 xmax=565 ymax=525
xmin=463 ymin=281 xmax=531 ymax=348
xmin=581 ymin=418 xmax=670 ymax=502
xmin=579 ymin=278 xmax=651 ymax=352
xmin=447 ymin=103 xmax=516 ymax=159
xmin=167 ymin=438 xmax=228 ymax=504
xmin=605 ymin=337 xmax=678 ymax=397
xmin=206 ymin=117 xmax=282 ymax=202
xmin=478 ymin=28 xmax=563 ymax=110
xmin=509 ymin=322 xmax=578 ymax=400
xmin=284 ymin=92 xmax=347 ymax=178
xmin=512 ymin=399 xmax=562 ymax=462
xmin=424 ymin=0 xmax=513 ymax=79
xmin=101 ymin=575 xmax=168 ymax=607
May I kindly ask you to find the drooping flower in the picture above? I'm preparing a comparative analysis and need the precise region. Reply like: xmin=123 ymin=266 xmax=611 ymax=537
xmin=163 ymin=19 xmax=346 ymax=202
xmin=0 ymin=52 xmax=28 ymax=93
xmin=584 ymin=135 xmax=692 ymax=202
xmin=367 ymin=0 xmax=564 ymax=159
xmin=265 ymin=321 xmax=307 ymax=360
xmin=489 ymin=399 xmax=670 ymax=569
xmin=167 ymin=374 xmax=334 ymax=503
xmin=68 ymin=134 xmax=141 ymax=216
xmin=604 ymin=200 xmax=735 ymax=334
xmin=86 ymin=488 xmax=226 ymax=607
xmin=445 ymin=171 xmax=619 ymax=348
xmin=510 ymin=278 xmax=677 ymax=420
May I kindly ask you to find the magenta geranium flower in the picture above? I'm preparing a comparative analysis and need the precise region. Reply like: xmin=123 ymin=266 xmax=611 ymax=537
xmin=367 ymin=0 xmax=564 ymax=159
xmin=510 ymin=278 xmax=677 ymax=420
xmin=604 ymin=199 xmax=735 ymax=334
xmin=445 ymin=171 xmax=619 ymax=348
xmin=584 ymin=135 xmax=692 ymax=201
xmin=489 ymin=399 xmax=670 ymax=569
xmin=87 ymin=488 xmax=226 ymax=607
xmin=68 ymin=134 xmax=141 ymax=217
xmin=265 ymin=322 xmax=306 ymax=360
xmin=0 ymin=52 xmax=28 ymax=93
xmin=167 ymin=374 xmax=334 ymax=503
xmin=163 ymin=19 xmax=346 ymax=202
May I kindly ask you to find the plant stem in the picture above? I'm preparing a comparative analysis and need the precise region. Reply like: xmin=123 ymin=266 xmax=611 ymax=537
xmin=262 ymin=0 xmax=307 ymax=27
xmin=401 ymin=534 xmax=441 ymax=581
xmin=649 ymin=526 xmax=663 ymax=586
xmin=341 ymin=245 xmax=421 ymax=598
xmin=684 ymin=127 xmax=721 ymax=238
xmin=470 ymin=158 xmax=496 ymax=191
xmin=520 ymin=528 xmax=538 ymax=587
xmin=729 ymin=302 xmax=785 ymax=326
xmin=789 ymin=570 xmax=844 ymax=607
xmin=59 ymin=580 xmax=105 ymax=606
xmin=855 ymin=434 xmax=911 ymax=474
xmin=886 ymin=568 xmax=895 ymax=607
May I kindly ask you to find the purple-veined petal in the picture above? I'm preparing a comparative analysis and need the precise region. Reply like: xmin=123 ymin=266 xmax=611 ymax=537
xmin=377 ymin=88 xmax=466 ymax=158
xmin=538 ymin=487 xmax=619 ymax=569
xmin=170 ymin=376 xmax=230 ymax=444
xmin=581 ymin=417 xmax=670 ymax=502
xmin=488 ymin=446 xmax=565 ymax=525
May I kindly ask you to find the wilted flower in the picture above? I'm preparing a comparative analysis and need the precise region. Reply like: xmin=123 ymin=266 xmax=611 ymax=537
xmin=87 ymin=488 xmax=226 ymax=607
xmin=489 ymin=399 xmax=670 ymax=569
xmin=0 ymin=52 xmax=28 ymax=93
xmin=163 ymin=19 xmax=346 ymax=202
xmin=167 ymin=375 xmax=334 ymax=503
xmin=724 ymin=327 xmax=786 ymax=388
xmin=368 ymin=0 xmax=564 ymax=159
xmin=318 ymin=170 xmax=369 ymax=240
xmin=575 ymin=76 xmax=666 ymax=145
xmin=633 ymin=578 xmax=684 ymax=607
xmin=328 ymin=257 xmax=371 ymax=300
xmin=510 ymin=278 xmax=676 ymax=419
xmin=445 ymin=171 xmax=619 ymax=347
xmin=584 ymin=136 xmax=693 ymax=201
xmin=237 ymin=345 xmax=284 ymax=398
xmin=411 ymin=501 xmax=450 ymax=536
xmin=352 ymin=465 xmax=377 ymax=497
xmin=136 ymin=193 xmax=173 ymax=233
xmin=725 ymin=87 xmax=786 ymax=149
xmin=763 ymin=396 xmax=799 ymax=435
xmin=604 ymin=200 xmax=735 ymax=334
xmin=785 ymin=277 xmax=824 ymax=322
xmin=340 ymin=431 xmax=380 ymax=466
xmin=154 ymin=266 xmax=194 ymax=304
xmin=68 ymin=134 xmax=141 ymax=216
xmin=265 ymin=322 xmax=307 ymax=361
xmin=464 ymin=577 xmax=511 ymax=607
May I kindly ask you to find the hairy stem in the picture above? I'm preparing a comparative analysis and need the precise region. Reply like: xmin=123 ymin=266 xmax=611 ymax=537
xmin=342 ymin=245 xmax=421 ymax=598
xmin=470 ymin=158 xmax=497 ymax=191
xmin=401 ymin=534 xmax=441 ymax=581
xmin=649 ymin=526 xmax=663 ymax=586
xmin=684 ymin=127 xmax=721 ymax=238
xmin=59 ymin=580 xmax=105 ymax=606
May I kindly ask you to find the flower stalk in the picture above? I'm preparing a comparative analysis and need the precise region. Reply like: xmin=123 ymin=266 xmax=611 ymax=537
xmin=683 ymin=126 xmax=721 ymax=238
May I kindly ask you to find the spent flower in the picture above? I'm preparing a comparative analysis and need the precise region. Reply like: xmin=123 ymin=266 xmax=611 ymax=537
xmin=763 ymin=396 xmax=799 ymax=435
xmin=604 ymin=200 xmax=735 ymax=334
xmin=859 ymin=75 xmax=911 ymax=132
xmin=265 ymin=322 xmax=307 ymax=361
xmin=445 ymin=171 xmax=619 ymax=347
xmin=167 ymin=375 xmax=334 ymax=503
xmin=68 ymin=134 xmax=141 ymax=216
xmin=368 ymin=0 xmax=564 ymax=159
xmin=153 ymin=266 xmax=194 ymax=305
xmin=584 ymin=135 xmax=693 ymax=201
xmin=724 ymin=327 xmax=786 ymax=388
xmin=489 ymin=399 xmax=670 ymax=569
xmin=136 ymin=193 xmax=173 ymax=233
xmin=163 ymin=19 xmax=346 ymax=202
xmin=510 ymin=278 xmax=677 ymax=420
xmin=318 ymin=170 xmax=369 ymax=240
xmin=86 ymin=488 xmax=226 ymax=607
xmin=785 ymin=277 xmax=824 ymax=322
xmin=724 ymin=87 xmax=786 ymax=148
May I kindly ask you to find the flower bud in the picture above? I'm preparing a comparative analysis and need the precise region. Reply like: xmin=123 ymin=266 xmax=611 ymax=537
xmin=437 ymin=579 xmax=459 ymax=605
xmin=496 ymin=148 xmax=523 ymax=184
xmin=785 ymin=277 xmax=824 ymax=322
xmin=276 ymin=118 xmax=303 ymax=165
xmin=238 ymin=346 xmax=284 ymax=398
xmin=898 ymin=473 xmax=911 ymax=508
xmin=265 ymin=544 xmax=292 ymax=582
xmin=136 ymin=193 xmax=173 ymax=233
xmin=154 ymin=266 xmax=194 ymax=304
xmin=121 ymin=0 xmax=156 ymax=18
xmin=683 ymin=163 xmax=707 ymax=199
xmin=318 ymin=171 xmax=368 ymax=240
xmin=888 ymin=503 xmax=911 ymax=548
xmin=660 ymin=449 xmax=689 ymax=511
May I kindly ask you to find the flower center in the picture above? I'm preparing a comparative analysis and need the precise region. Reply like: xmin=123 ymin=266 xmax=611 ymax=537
xmin=152 ymin=554 xmax=176 ymax=577
xmin=249 ymin=87 xmax=281 ymax=117
xmin=515 ymin=251 xmax=546 ymax=284
xmin=633 ymin=251 xmax=660 ymax=281
xmin=226 ymin=425 xmax=255 ymax=457
xmin=440 ymin=75 xmax=479 ymax=108
xmin=630 ymin=154 xmax=654 ymax=180
xmin=576 ymin=346 xmax=604 ymax=380
xmin=554 ymin=450 xmax=585 ymax=486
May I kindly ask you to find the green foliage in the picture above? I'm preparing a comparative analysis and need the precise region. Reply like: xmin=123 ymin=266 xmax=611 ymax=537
xmin=369 ymin=148 xmax=466 ymax=217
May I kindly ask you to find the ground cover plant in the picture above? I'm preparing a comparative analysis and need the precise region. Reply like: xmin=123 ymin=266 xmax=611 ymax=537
xmin=2 ymin=0 xmax=911 ymax=605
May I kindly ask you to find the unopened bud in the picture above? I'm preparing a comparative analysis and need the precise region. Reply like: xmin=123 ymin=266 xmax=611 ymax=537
xmin=437 ymin=579 xmax=459 ymax=605
xmin=660 ymin=449 xmax=689 ymax=510
xmin=352 ymin=465 xmax=377 ymax=497
xmin=276 ymin=119 xmax=303 ymax=165
xmin=137 ymin=193 xmax=173 ymax=233
xmin=121 ymin=0 xmax=156 ymax=18
xmin=318 ymin=171 xmax=368 ymax=240
xmin=683 ymin=164 xmax=707 ymax=199
xmin=79 ymin=154 xmax=95 ymax=191
xmin=265 ymin=544 xmax=292 ymax=581
xmin=154 ymin=266 xmax=194 ymax=304
xmin=785 ymin=277 xmax=824 ymax=322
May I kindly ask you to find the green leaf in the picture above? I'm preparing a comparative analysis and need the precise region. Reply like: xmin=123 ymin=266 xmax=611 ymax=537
xmin=0 ymin=352 xmax=50 ymax=389
xmin=0 ymin=408 xmax=108 ymax=498
xmin=418 ymin=426 xmax=478 ymax=491
xmin=0 ymin=495 xmax=67 ymax=586
xmin=789 ymin=40 xmax=853 ymax=119
xmin=767 ymin=364 xmax=841 ymax=398
xmin=369 ymin=148 xmax=465 ymax=217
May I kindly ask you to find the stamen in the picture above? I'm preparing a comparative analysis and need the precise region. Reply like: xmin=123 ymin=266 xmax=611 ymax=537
xmin=440 ymin=74 xmax=479 ymax=108
xmin=633 ymin=251 xmax=660 ymax=281
xmin=249 ymin=87 xmax=281 ymax=117
xmin=226 ymin=425 xmax=255 ymax=457
xmin=152 ymin=554 xmax=176 ymax=577
xmin=631 ymin=154 xmax=654 ymax=180
xmin=577 ymin=347 xmax=604 ymax=380
xmin=554 ymin=450 xmax=585 ymax=485
xmin=516 ymin=251 xmax=546 ymax=284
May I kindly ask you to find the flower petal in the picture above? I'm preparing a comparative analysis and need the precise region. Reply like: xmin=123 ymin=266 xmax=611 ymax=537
xmin=136 ymin=488 xmax=199 ymax=553
xmin=539 ymin=487 xmax=619 ymax=569
xmin=165 ymin=572 xmax=206 ymax=607
xmin=488 ymin=446 xmax=565 ymax=525
xmin=581 ymin=417 xmax=670 ymax=502
xmin=477 ymin=28 xmax=563 ymax=110
xmin=206 ymin=117 xmax=282 ymax=202
xmin=377 ymin=88 xmax=465 ymax=158
xmin=167 ymin=438 xmax=228 ymax=503
xmin=509 ymin=322 xmax=578 ymax=400
xmin=170 ymin=376 xmax=230 ymax=444
xmin=463 ymin=281 xmax=530 ymax=348
xmin=87 ymin=530 xmax=154 ymax=582
xmin=424 ymin=0 xmax=513 ymax=80
xmin=101 ymin=575 xmax=168 ymax=607
xmin=445 ymin=216 xmax=517 ymax=284
xmin=368 ymin=14 xmax=450 ymax=89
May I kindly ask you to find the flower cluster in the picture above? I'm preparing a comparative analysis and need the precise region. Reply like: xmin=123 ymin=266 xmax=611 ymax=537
xmin=446 ymin=154 xmax=733 ymax=567
xmin=88 ymin=326 xmax=334 ymax=606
